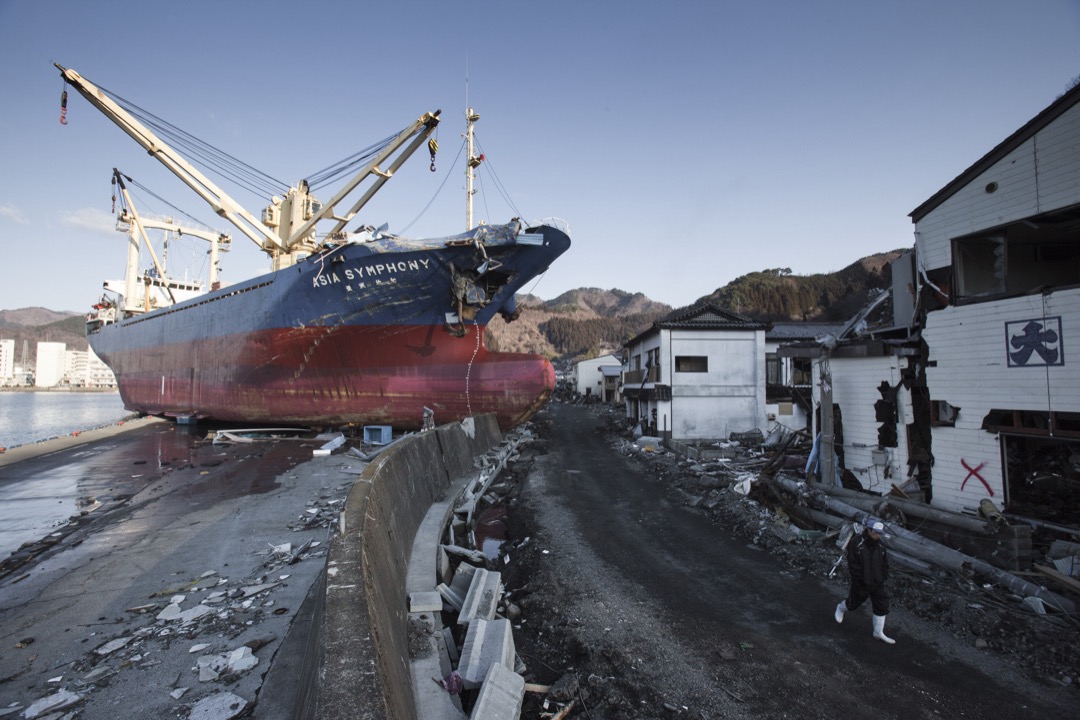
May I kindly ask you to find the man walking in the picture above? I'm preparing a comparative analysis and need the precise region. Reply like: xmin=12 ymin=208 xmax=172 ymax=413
xmin=834 ymin=518 xmax=895 ymax=644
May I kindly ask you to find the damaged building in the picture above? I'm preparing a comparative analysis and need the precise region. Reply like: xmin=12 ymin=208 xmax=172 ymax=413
xmin=787 ymin=81 xmax=1080 ymax=528
xmin=911 ymin=80 xmax=1080 ymax=524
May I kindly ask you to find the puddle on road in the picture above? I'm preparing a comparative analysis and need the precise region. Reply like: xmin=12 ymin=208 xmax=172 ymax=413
xmin=0 ymin=422 xmax=312 ymax=561
xmin=473 ymin=504 xmax=509 ymax=561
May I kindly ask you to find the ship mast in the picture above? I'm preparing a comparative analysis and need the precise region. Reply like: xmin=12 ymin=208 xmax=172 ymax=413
xmin=465 ymin=108 xmax=480 ymax=230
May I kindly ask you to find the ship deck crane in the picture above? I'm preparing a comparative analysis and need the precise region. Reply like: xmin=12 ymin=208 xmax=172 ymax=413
xmin=56 ymin=64 xmax=441 ymax=271
xmin=111 ymin=169 xmax=231 ymax=315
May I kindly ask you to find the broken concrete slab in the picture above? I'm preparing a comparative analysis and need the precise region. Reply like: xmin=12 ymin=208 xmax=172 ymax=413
xmin=239 ymin=581 xmax=279 ymax=598
xmin=469 ymin=662 xmax=525 ymax=720
xmin=188 ymin=691 xmax=247 ymax=720
xmin=458 ymin=568 xmax=502 ymax=627
xmin=156 ymin=603 xmax=183 ymax=621
xmin=94 ymin=636 xmax=132 ymax=656
xmin=228 ymin=646 xmax=259 ymax=673
xmin=177 ymin=604 xmax=213 ymax=625
xmin=409 ymin=590 xmax=443 ymax=613
xmin=22 ymin=689 xmax=82 ymax=718
xmin=457 ymin=617 xmax=515 ymax=689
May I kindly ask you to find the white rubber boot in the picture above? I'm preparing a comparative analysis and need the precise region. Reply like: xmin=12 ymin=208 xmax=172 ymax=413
xmin=834 ymin=600 xmax=847 ymax=624
xmin=872 ymin=614 xmax=896 ymax=644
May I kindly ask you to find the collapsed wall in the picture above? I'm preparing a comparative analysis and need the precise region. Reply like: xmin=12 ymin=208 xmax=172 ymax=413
xmin=300 ymin=415 xmax=502 ymax=720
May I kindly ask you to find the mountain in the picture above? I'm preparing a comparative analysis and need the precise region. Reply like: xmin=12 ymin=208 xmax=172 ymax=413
xmin=689 ymin=251 xmax=906 ymax=322
xmin=0 ymin=308 xmax=87 ymax=366
xmin=0 ymin=307 xmax=79 ymax=328
xmin=486 ymin=289 xmax=671 ymax=365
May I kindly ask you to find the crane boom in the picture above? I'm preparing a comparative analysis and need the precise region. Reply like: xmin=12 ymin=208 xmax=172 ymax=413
xmin=57 ymin=64 xmax=442 ymax=269
xmin=56 ymin=64 xmax=284 ymax=254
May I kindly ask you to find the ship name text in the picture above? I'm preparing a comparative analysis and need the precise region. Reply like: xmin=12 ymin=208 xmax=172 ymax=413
xmin=313 ymin=258 xmax=432 ymax=288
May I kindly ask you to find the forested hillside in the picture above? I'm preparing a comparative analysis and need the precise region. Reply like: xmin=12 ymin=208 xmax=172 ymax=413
xmin=485 ymin=289 xmax=670 ymax=363
xmin=693 ymin=251 xmax=905 ymax=322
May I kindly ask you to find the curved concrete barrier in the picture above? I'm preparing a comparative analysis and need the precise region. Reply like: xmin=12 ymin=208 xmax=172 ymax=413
xmin=304 ymin=415 xmax=502 ymax=719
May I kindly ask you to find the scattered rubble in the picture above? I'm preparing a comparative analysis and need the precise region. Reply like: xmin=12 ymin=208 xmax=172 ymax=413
xmin=464 ymin=405 xmax=1080 ymax=716
xmin=5 ymin=472 xmax=350 ymax=719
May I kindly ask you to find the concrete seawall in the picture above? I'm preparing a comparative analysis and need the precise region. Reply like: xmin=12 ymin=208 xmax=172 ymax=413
xmin=306 ymin=415 xmax=503 ymax=719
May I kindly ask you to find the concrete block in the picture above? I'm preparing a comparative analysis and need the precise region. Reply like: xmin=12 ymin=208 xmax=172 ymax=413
xmin=469 ymin=662 xmax=524 ymax=720
xmin=458 ymin=568 xmax=502 ymax=626
xmin=410 ymin=590 xmax=443 ymax=613
xmin=442 ymin=626 xmax=459 ymax=664
xmin=438 ymin=582 xmax=466 ymax=610
xmin=457 ymin=617 xmax=515 ymax=689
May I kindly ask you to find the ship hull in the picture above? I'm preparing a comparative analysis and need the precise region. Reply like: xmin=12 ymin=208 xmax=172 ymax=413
xmin=88 ymin=222 xmax=570 ymax=430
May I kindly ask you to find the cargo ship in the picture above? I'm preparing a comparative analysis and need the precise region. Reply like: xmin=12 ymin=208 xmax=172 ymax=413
xmin=58 ymin=64 xmax=570 ymax=430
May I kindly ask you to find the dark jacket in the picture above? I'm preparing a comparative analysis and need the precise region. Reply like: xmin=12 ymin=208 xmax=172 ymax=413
xmin=847 ymin=533 xmax=888 ymax=590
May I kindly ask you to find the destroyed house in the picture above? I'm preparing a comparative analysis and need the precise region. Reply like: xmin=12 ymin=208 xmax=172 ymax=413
xmin=778 ymin=258 xmax=927 ymax=498
xmin=910 ymin=80 xmax=1080 ymax=521
xmin=620 ymin=303 xmax=768 ymax=442
xmin=766 ymin=322 xmax=844 ymax=433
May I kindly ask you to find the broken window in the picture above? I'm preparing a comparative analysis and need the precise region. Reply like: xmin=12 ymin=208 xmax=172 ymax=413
xmin=791 ymin=357 xmax=812 ymax=386
xmin=1001 ymin=433 xmax=1080 ymax=523
xmin=930 ymin=400 xmax=959 ymax=427
xmin=952 ymin=210 xmax=1080 ymax=303
xmin=984 ymin=408 xmax=1080 ymax=521
xmin=675 ymin=356 xmax=708 ymax=373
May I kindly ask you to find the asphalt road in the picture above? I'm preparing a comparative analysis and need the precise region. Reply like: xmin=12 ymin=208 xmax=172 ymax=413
xmin=0 ymin=422 xmax=357 ymax=719
xmin=516 ymin=402 xmax=1076 ymax=719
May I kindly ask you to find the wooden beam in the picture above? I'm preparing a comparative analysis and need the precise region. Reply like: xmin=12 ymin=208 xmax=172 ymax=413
xmin=1034 ymin=564 xmax=1080 ymax=596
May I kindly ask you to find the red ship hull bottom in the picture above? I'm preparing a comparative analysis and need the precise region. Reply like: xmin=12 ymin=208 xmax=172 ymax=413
xmin=99 ymin=323 xmax=555 ymax=430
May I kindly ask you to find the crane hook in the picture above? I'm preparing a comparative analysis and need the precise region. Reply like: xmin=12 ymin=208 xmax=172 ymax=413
xmin=428 ymin=138 xmax=438 ymax=172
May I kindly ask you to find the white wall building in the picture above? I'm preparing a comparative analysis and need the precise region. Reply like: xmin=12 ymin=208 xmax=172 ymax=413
xmin=621 ymin=304 xmax=768 ymax=442
xmin=35 ymin=342 xmax=67 ymax=388
xmin=571 ymin=353 xmax=622 ymax=399
xmin=909 ymin=81 xmax=1080 ymax=517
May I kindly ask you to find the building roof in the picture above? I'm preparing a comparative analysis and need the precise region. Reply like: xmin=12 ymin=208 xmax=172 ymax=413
xmin=599 ymin=366 xmax=622 ymax=378
xmin=625 ymin=303 xmax=770 ymax=347
xmin=909 ymin=81 xmax=1080 ymax=223
xmin=766 ymin=321 xmax=846 ymax=342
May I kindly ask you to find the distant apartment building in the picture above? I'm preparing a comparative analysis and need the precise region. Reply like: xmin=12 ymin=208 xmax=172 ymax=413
xmin=86 ymin=347 xmax=117 ymax=388
xmin=65 ymin=349 xmax=89 ymax=386
xmin=0 ymin=338 xmax=14 ymax=384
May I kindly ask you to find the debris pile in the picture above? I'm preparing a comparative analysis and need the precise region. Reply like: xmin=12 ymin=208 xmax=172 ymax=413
xmin=416 ymin=426 xmax=591 ymax=718
xmin=588 ymin=403 xmax=1080 ymax=689
xmin=6 ymin=482 xmax=343 ymax=720
xmin=474 ymin=403 xmax=1080 ymax=717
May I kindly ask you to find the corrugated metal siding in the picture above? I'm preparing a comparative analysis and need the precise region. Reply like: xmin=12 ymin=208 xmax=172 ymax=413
xmin=923 ymin=288 xmax=1080 ymax=512
xmin=915 ymin=103 xmax=1080 ymax=273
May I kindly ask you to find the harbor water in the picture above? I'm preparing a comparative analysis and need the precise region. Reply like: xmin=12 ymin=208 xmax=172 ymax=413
xmin=0 ymin=391 xmax=129 ymax=450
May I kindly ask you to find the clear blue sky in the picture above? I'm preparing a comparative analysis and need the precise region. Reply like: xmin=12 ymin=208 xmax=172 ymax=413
xmin=1 ymin=0 xmax=1078 ymax=313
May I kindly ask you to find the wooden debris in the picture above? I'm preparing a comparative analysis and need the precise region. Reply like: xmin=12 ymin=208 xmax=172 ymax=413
xmin=1034 ymin=564 xmax=1080 ymax=596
